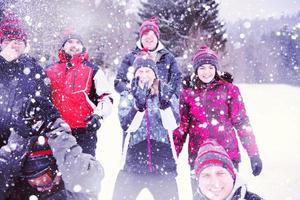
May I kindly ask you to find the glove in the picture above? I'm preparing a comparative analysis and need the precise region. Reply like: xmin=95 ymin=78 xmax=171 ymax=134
xmin=85 ymin=114 xmax=102 ymax=132
xmin=131 ymin=77 xmax=149 ymax=111
xmin=18 ymin=97 xmax=60 ymax=138
xmin=219 ymin=71 xmax=234 ymax=83
xmin=250 ymin=155 xmax=262 ymax=176
xmin=158 ymin=80 xmax=174 ymax=110
xmin=46 ymin=120 xmax=71 ymax=139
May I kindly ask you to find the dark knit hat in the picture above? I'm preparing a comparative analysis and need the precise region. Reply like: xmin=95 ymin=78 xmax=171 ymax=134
xmin=60 ymin=28 xmax=84 ymax=48
xmin=0 ymin=12 xmax=27 ymax=44
xmin=21 ymin=137 xmax=57 ymax=179
xmin=192 ymin=45 xmax=218 ymax=72
xmin=133 ymin=51 xmax=157 ymax=78
xmin=194 ymin=139 xmax=236 ymax=180
xmin=139 ymin=16 xmax=160 ymax=39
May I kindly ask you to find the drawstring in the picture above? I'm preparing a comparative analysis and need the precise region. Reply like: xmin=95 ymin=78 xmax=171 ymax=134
xmin=145 ymin=96 xmax=153 ymax=172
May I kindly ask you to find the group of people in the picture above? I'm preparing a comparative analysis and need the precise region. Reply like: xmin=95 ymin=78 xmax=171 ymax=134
xmin=0 ymin=10 xmax=263 ymax=200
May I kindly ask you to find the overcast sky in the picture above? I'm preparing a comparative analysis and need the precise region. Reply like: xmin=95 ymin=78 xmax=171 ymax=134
xmin=218 ymin=0 xmax=300 ymax=22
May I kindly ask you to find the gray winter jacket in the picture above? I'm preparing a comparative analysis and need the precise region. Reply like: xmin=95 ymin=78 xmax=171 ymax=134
xmin=47 ymin=131 xmax=104 ymax=199
xmin=1 ymin=130 xmax=104 ymax=200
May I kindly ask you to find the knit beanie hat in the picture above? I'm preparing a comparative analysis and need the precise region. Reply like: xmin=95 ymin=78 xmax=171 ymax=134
xmin=133 ymin=50 xmax=157 ymax=78
xmin=194 ymin=139 xmax=236 ymax=180
xmin=60 ymin=28 xmax=84 ymax=49
xmin=0 ymin=11 xmax=27 ymax=44
xmin=192 ymin=45 xmax=218 ymax=72
xmin=21 ymin=137 xmax=57 ymax=179
xmin=139 ymin=16 xmax=160 ymax=39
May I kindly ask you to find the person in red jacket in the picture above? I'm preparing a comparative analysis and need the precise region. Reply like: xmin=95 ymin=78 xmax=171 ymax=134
xmin=173 ymin=45 xmax=262 ymax=199
xmin=46 ymin=32 xmax=113 ymax=156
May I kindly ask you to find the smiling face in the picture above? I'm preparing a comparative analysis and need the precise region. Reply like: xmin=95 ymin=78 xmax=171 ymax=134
xmin=197 ymin=63 xmax=216 ymax=84
xmin=63 ymin=38 xmax=83 ymax=56
xmin=141 ymin=30 xmax=158 ymax=51
xmin=198 ymin=166 xmax=234 ymax=200
xmin=135 ymin=66 xmax=156 ymax=89
xmin=1 ymin=38 xmax=26 ymax=57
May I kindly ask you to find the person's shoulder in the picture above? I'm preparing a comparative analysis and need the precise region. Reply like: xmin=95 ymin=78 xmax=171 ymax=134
xmin=245 ymin=191 xmax=264 ymax=200
xmin=84 ymin=60 xmax=100 ymax=70
xmin=19 ymin=54 xmax=46 ymax=73
xmin=158 ymin=48 xmax=175 ymax=59
xmin=18 ymin=54 xmax=38 ymax=67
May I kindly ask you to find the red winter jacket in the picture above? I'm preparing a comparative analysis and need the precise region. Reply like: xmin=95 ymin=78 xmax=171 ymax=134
xmin=174 ymin=79 xmax=259 ymax=167
xmin=47 ymin=50 xmax=111 ymax=128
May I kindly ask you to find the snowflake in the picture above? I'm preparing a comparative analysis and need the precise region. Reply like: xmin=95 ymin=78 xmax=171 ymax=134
xmin=23 ymin=67 xmax=31 ymax=75
xmin=73 ymin=184 xmax=82 ymax=192
xmin=29 ymin=195 xmax=38 ymax=200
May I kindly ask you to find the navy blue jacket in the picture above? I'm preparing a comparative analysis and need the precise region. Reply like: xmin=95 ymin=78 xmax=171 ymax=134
xmin=0 ymin=54 xmax=59 ymax=146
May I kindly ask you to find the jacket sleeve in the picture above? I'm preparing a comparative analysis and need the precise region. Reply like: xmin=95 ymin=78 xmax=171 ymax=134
xmin=118 ymin=91 xmax=143 ymax=132
xmin=167 ymin=53 xmax=182 ymax=98
xmin=0 ymin=132 xmax=31 ymax=198
xmin=92 ymin=68 xmax=113 ymax=120
xmin=29 ymin=56 xmax=60 ymax=120
xmin=47 ymin=132 xmax=104 ymax=196
xmin=173 ymin=90 xmax=190 ymax=156
xmin=114 ymin=53 xmax=134 ymax=93
xmin=228 ymin=84 xmax=259 ymax=157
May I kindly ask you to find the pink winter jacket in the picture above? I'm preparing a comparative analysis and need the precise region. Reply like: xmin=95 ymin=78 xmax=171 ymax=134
xmin=173 ymin=79 xmax=259 ymax=167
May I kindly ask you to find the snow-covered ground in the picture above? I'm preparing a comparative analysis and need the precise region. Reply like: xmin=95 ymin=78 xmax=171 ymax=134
xmin=96 ymin=84 xmax=300 ymax=200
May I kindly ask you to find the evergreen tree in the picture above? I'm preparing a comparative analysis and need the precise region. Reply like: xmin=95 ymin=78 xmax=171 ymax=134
xmin=277 ymin=25 xmax=300 ymax=85
xmin=138 ymin=0 xmax=227 ymax=57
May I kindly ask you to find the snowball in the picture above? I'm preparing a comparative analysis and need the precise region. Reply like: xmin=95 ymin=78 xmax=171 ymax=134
xmin=113 ymin=58 xmax=119 ymax=65
xmin=291 ymin=34 xmax=298 ymax=40
xmin=23 ymin=67 xmax=31 ymax=75
xmin=40 ymin=56 xmax=47 ymax=63
xmin=24 ymin=16 xmax=31 ymax=22
xmin=37 ymin=136 xmax=46 ymax=145
xmin=211 ymin=118 xmax=219 ymax=126
xmin=29 ymin=195 xmax=38 ymax=200
xmin=243 ymin=21 xmax=251 ymax=29
xmin=35 ymin=73 xmax=41 ymax=79
xmin=125 ymin=22 xmax=131 ymax=29
xmin=73 ymin=184 xmax=82 ymax=192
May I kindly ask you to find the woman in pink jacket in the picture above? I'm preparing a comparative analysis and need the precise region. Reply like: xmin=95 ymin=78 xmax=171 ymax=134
xmin=173 ymin=45 xmax=262 ymax=199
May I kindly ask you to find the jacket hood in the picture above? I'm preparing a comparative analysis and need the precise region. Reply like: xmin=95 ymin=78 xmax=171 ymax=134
xmin=136 ymin=39 xmax=165 ymax=53
xmin=226 ymin=175 xmax=247 ymax=200
xmin=58 ymin=49 xmax=89 ymax=64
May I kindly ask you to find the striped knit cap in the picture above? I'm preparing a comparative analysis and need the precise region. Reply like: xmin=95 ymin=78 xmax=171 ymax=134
xmin=192 ymin=45 xmax=218 ymax=72
xmin=21 ymin=137 xmax=57 ymax=179
xmin=0 ymin=11 xmax=27 ymax=44
xmin=139 ymin=16 xmax=160 ymax=39
xmin=133 ymin=49 xmax=157 ymax=78
xmin=194 ymin=139 xmax=236 ymax=180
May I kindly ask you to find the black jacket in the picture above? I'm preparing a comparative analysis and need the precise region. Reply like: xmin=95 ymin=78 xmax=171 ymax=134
xmin=0 ymin=54 xmax=59 ymax=146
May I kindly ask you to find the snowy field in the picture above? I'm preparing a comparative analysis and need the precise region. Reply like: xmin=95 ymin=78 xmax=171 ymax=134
xmin=96 ymin=84 xmax=300 ymax=200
